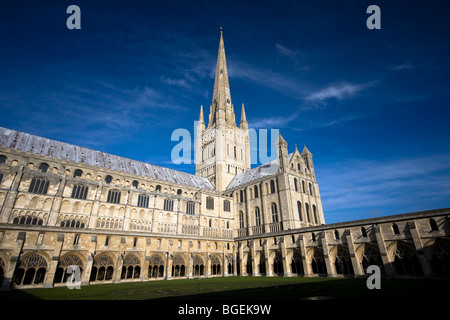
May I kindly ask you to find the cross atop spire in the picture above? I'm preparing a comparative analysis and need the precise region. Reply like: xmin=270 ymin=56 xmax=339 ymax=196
xmin=208 ymin=30 xmax=236 ymax=128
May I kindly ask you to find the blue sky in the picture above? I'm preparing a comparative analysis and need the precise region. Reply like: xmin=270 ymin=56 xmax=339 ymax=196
xmin=1 ymin=0 xmax=450 ymax=223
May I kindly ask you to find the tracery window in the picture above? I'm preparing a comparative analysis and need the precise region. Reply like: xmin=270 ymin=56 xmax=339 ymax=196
xmin=121 ymin=254 xmax=141 ymax=280
xmin=90 ymin=253 xmax=114 ymax=281
xmin=28 ymin=177 xmax=50 ymax=195
xmin=211 ymin=255 xmax=221 ymax=275
xmin=171 ymin=254 xmax=186 ymax=277
xmin=193 ymin=255 xmax=204 ymax=276
xmin=148 ymin=254 xmax=165 ymax=278
xmin=13 ymin=253 xmax=47 ymax=285
xmin=54 ymin=253 xmax=83 ymax=284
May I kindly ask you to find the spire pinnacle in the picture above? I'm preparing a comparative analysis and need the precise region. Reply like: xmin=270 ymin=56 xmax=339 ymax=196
xmin=208 ymin=30 xmax=236 ymax=127
xmin=199 ymin=105 xmax=204 ymax=123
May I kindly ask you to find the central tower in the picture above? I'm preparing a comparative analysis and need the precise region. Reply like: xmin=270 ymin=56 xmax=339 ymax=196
xmin=195 ymin=31 xmax=251 ymax=191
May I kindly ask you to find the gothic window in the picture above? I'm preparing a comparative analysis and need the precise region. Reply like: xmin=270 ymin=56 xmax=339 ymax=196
xmin=334 ymin=230 xmax=340 ymax=240
xmin=223 ymin=200 xmax=230 ymax=212
xmin=271 ymin=203 xmax=278 ymax=223
xmin=0 ymin=155 xmax=6 ymax=164
xmin=107 ymin=189 xmax=121 ymax=204
xmin=38 ymin=163 xmax=49 ymax=173
xmin=334 ymin=246 xmax=354 ymax=275
xmin=186 ymin=201 xmax=195 ymax=215
xmin=121 ymin=254 xmax=141 ymax=280
xmin=206 ymin=196 xmax=214 ymax=210
xmin=13 ymin=253 xmax=47 ymax=285
xmin=311 ymin=248 xmax=326 ymax=274
xmin=105 ymin=175 xmax=112 ymax=184
xmin=305 ymin=203 xmax=310 ymax=223
xmin=193 ymin=255 xmax=204 ymax=276
xmin=291 ymin=250 xmax=304 ymax=275
xmin=309 ymin=183 xmax=313 ymax=195
xmin=132 ymin=180 xmax=139 ymax=189
xmin=270 ymin=180 xmax=275 ymax=194
xmin=54 ymin=253 xmax=83 ymax=284
xmin=171 ymin=254 xmax=186 ymax=277
xmin=90 ymin=253 xmax=114 ymax=281
xmin=137 ymin=194 xmax=149 ymax=208
xmin=255 ymin=207 xmax=261 ymax=226
xmin=273 ymin=251 xmax=284 ymax=276
xmin=294 ymin=178 xmax=298 ymax=192
xmin=73 ymin=169 xmax=82 ymax=178
xmin=239 ymin=211 xmax=244 ymax=229
xmin=428 ymin=238 xmax=450 ymax=276
xmin=254 ymin=185 xmax=259 ymax=198
xmin=163 ymin=199 xmax=174 ymax=211
xmin=297 ymin=201 xmax=302 ymax=221
xmin=28 ymin=177 xmax=50 ymax=195
xmin=71 ymin=184 xmax=88 ymax=200
xmin=148 ymin=254 xmax=165 ymax=278
xmin=313 ymin=205 xmax=318 ymax=224
xmin=302 ymin=180 xmax=305 ymax=193
xmin=211 ymin=255 xmax=221 ymax=275
xmin=297 ymin=163 xmax=301 ymax=171
xmin=361 ymin=244 xmax=384 ymax=274
xmin=155 ymin=185 xmax=161 ymax=192
xmin=60 ymin=219 xmax=85 ymax=229
xmin=240 ymin=190 xmax=244 ymax=202
xmin=392 ymin=241 xmax=423 ymax=276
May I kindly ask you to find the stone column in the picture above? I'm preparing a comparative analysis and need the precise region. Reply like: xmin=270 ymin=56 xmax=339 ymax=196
xmin=43 ymin=233 xmax=65 ymax=288
xmin=321 ymin=231 xmax=335 ymax=277
xmin=346 ymin=230 xmax=364 ymax=276
xmin=264 ymin=239 xmax=273 ymax=276
xmin=299 ymin=235 xmax=312 ymax=276
xmin=374 ymin=225 xmax=395 ymax=276
xmin=408 ymin=221 xmax=433 ymax=277
xmin=280 ymin=236 xmax=292 ymax=277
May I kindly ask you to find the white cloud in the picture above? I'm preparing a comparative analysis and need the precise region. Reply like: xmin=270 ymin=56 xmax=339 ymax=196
xmin=306 ymin=83 xmax=367 ymax=101
xmin=250 ymin=113 xmax=298 ymax=129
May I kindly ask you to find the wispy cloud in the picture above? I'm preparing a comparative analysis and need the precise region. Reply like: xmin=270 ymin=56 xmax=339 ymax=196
xmin=250 ymin=112 xmax=299 ymax=129
xmin=306 ymin=82 xmax=369 ymax=101
xmin=275 ymin=44 xmax=310 ymax=70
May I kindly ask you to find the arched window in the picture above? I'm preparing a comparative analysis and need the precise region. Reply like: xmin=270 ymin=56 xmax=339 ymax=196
xmin=163 ymin=198 xmax=174 ymax=211
xmin=223 ymin=200 xmax=230 ymax=212
xmin=294 ymin=178 xmax=298 ymax=192
xmin=90 ymin=253 xmax=114 ymax=282
xmin=302 ymin=180 xmax=305 ymax=193
xmin=121 ymin=254 xmax=141 ymax=280
xmin=312 ymin=205 xmax=318 ymax=224
xmin=105 ymin=175 xmax=112 ymax=184
xmin=270 ymin=180 xmax=275 ymax=194
xmin=148 ymin=254 xmax=165 ymax=278
xmin=28 ymin=177 xmax=50 ymax=195
xmin=13 ymin=253 xmax=48 ymax=285
xmin=73 ymin=169 xmax=82 ymax=178
xmin=239 ymin=211 xmax=244 ymax=229
xmin=334 ymin=230 xmax=340 ymax=240
xmin=155 ymin=185 xmax=162 ymax=192
xmin=71 ymin=184 xmax=88 ymax=200
xmin=54 ymin=253 xmax=83 ymax=284
xmin=0 ymin=155 xmax=7 ymax=164
xmin=132 ymin=180 xmax=139 ymax=189
xmin=254 ymin=185 xmax=259 ymax=198
xmin=107 ymin=189 xmax=121 ymax=204
xmin=305 ymin=203 xmax=310 ymax=223
xmin=309 ymin=183 xmax=313 ymax=195
xmin=271 ymin=203 xmax=278 ymax=223
xmin=297 ymin=201 xmax=302 ymax=221
xmin=38 ymin=163 xmax=49 ymax=173
xmin=255 ymin=207 xmax=261 ymax=226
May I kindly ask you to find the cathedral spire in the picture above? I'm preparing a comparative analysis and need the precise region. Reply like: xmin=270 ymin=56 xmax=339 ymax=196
xmin=240 ymin=103 xmax=248 ymax=130
xmin=209 ymin=30 xmax=236 ymax=127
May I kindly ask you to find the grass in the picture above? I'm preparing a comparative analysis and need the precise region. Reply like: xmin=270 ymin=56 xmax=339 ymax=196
xmin=1 ymin=276 xmax=449 ymax=301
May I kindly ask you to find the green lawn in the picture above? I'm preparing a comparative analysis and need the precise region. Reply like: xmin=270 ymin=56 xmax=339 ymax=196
xmin=1 ymin=276 xmax=449 ymax=300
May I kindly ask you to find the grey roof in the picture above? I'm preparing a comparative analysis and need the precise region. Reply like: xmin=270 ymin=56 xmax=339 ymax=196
xmin=226 ymin=153 xmax=295 ymax=190
xmin=0 ymin=127 xmax=214 ymax=190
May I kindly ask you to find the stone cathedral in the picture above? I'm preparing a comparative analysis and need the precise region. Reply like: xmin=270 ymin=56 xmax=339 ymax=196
xmin=0 ymin=32 xmax=449 ymax=289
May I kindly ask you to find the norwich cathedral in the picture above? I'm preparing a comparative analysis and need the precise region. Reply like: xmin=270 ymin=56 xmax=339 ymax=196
xmin=0 ymin=32 xmax=449 ymax=289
